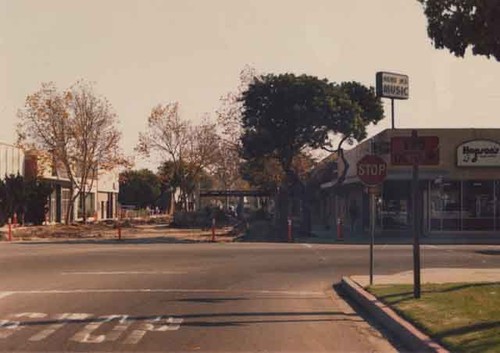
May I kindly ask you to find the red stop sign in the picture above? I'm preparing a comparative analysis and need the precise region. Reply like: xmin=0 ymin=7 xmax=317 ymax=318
xmin=357 ymin=155 xmax=387 ymax=186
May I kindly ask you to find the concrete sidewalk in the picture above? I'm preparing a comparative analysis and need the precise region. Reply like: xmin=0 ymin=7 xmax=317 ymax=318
xmin=351 ymin=268 xmax=500 ymax=287
xmin=301 ymin=228 xmax=500 ymax=245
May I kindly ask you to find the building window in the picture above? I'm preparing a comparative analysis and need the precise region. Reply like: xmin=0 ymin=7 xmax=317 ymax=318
xmin=381 ymin=181 xmax=410 ymax=230
xmin=430 ymin=180 xmax=461 ymax=231
xmin=462 ymin=181 xmax=494 ymax=231
xmin=78 ymin=192 xmax=95 ymax=219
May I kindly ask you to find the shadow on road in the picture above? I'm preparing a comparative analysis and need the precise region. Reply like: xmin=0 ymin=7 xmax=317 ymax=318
xmin=3 ymin=310 xmax=359 ymax=329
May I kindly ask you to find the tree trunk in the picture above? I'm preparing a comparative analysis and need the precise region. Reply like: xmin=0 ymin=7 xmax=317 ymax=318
xmin=301 ymin=184 xmax=312 ymax=236
xmin=82 ymin=186 xmax=87 ymax=223
xmin=65 ymin=186 xmax=77 ymax=225
xmin=275 ymin=183 xmax=289 ymax=241
xmin=168 ymin=188 xmax=175 ymax=215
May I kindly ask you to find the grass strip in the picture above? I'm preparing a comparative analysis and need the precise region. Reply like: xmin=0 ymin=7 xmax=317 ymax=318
xmin=368 ymin=282 xmax=500 ymax=353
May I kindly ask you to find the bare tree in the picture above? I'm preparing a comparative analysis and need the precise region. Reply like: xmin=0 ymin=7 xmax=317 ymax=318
xmin=213 ymin=65 xmax=258 ymax=194
xmin=216 ymin=65 xmax=258 ymax=148
xmin=137 ymin=103 xmax=219 ymax=211
xmin=18 ymin=81 xmax=125 ymax=224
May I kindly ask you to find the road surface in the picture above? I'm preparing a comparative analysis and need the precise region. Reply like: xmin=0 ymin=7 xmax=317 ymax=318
xmin=0 ymin=241 xmax=499 ymax=352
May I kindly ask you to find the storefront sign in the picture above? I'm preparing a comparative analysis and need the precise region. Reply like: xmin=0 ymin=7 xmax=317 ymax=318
xmin=376 ymin=72 xmax=409 ymax=100
xmin=391 ymin=136 xmax=439 ymax=165
xmin=457 ymin=140 xmax=500 ymax=167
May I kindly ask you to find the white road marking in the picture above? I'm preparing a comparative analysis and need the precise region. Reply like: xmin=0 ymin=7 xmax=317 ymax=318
xmin=0 ymin=288 xmax=324 ymax=297
xmin=1 ymin=311 xmax=183 ymax=345
xmin=123 ymin=317 xmax=183 ymax=345
xmin=71 ymin=314 xmax=130 ymax=343
xmin=61 ymin=271 xmax=184 ymax=275
xmin=29 ymin=313 xmax=90 ymax=342
xmin=0 ymin=312 xmax=46 ymax=339
xmin=302 ymin=244 xmax=313 ymax=248
xmin=0 ymin=320 xmax=20 ymax=339
xmin=0 ymin=292 xmax=12 ymax=300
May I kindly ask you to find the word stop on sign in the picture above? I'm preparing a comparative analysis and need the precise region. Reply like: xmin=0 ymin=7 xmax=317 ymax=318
xmin=357 ymin=164 xmax=386 ymax=175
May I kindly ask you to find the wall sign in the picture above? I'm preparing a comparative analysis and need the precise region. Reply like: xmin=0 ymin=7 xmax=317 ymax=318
xmin=457 ymin=140 xmax=500 ymax=167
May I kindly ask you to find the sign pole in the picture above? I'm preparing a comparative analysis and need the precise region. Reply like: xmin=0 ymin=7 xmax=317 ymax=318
xmin=357 ymin=155 xmax=387 ymax=287
xmin=391 ymin=98 xmax=395 ymax=129
xmin=369 ymin=191 xmax=375 ymax=285
xmin=411 ymin=129 xmax=421 ymax=299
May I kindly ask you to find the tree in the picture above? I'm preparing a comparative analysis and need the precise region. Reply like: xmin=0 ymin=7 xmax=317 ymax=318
xmin=0 ymin=175 xmax=51 ymax=226
xmin=157 ymin=160 xmax=214 ymax=212
xmin=119 ymin=169 xmax=161 ymax=209
xmin=241 ymin=153 xmax=315 ymax=193
xmin=418 ymin=0 xmax=500 ymax=61
xmin=17 ymin=81 xmax=125 ymax=223
xmin=137 ymin=103 xmax=219 ymax=211
xmin=213 ymin=66 xmax=258 ymax=195
xmin=240 ymin=73 xmax=383 ymax=236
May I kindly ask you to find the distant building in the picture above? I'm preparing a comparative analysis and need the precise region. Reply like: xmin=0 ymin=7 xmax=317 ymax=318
xmin=26 ymin=150 xmax=119 ymax=223
xmin=0 ymin=142 xmax=25 ymax=178
xmin=0 ymin=143 xmax=119 ymax=223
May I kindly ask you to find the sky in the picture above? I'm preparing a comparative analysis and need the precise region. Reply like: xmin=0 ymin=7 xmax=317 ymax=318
xmin=1 ymin=0 xmax=499 ymax=169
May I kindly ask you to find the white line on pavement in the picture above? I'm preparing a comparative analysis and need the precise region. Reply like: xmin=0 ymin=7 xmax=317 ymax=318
xmin=0 ymin=288 xmax=324 ymax=297
xmin=60 ymin=271 xmax=185 ymax=275
xmin=302 ymin=244 xmax=313 ymax=248
xmin=29 ymin=313 xmax=91 ymax=342
xmin=0 ymin=292 xmax=12 ymax=300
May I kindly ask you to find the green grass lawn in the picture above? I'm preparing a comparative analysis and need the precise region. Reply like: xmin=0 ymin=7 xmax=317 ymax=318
xmin=368 ymin=282 xmax=500 ymax=353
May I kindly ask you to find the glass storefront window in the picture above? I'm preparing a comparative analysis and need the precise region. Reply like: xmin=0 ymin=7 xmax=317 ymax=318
xmin=77 ymin=192 xmax=95 ymax=219
xmin=430 ymin=180 xmax=461 ymax=231
xmin=381 ymin=181 xmax=410 ymax=230
xmin=463 ymin=181 xmax=494 ymax=231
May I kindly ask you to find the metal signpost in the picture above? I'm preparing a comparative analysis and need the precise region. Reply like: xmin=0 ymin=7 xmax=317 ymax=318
xmin=391 ymin=131 xmax=440 ymax=299
xmin=376 ymin=72 xmax=409 ymax=129
xmin=357 ymin=155 xmax=387 ymax=285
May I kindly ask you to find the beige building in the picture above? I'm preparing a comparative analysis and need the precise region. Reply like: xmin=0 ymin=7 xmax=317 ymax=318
xmin=317 ymin=128 xmax=500 ymax=235
xmin=0 ymin=142 xmax=25 ymax=178
xmin=26 ymin=150 xmax=119 ymax=223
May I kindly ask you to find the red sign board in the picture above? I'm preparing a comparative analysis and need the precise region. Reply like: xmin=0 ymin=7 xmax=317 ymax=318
xmin=391 ymin=136 xmax=439 ymax=165
xmin=357 ymin=155 xmax=387 ymax=186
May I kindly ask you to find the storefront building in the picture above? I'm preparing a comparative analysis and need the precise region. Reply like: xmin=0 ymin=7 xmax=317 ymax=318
xmin=27 ymin=150 xmax=119 ymax=223
xmin=320 ymin=128 xmax=500 ymax=235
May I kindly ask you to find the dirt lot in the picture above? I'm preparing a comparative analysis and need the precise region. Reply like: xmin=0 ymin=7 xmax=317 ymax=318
xmin=0 ymin=222 xmax=242 ymax=243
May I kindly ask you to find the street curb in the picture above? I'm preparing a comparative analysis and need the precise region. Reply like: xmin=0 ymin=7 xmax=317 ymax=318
xmin=340 ymin=276 xmax=450 ymax=353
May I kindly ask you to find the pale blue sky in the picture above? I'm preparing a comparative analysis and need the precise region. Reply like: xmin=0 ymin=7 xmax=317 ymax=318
xmin=1 ymin=0 xmax=499 ymax=168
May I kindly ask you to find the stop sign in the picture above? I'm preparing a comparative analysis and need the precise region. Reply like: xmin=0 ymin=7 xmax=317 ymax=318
xmin=357 ymin=155 xmax=387 ymax=186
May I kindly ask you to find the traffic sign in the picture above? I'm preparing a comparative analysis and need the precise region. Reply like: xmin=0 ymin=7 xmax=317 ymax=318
xmin=391 ymin=136 xmax=439 ymax=166
xmin=357 ymin=155 xmax=387 ymax=186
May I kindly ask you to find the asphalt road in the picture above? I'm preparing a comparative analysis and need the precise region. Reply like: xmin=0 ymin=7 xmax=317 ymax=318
xmin=0 ymin=241 xmax=499 ymax=352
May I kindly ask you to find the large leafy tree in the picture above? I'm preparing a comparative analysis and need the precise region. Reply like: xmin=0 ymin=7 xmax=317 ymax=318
xmin=418 ymin=0 xmax=500 ymax=61
xmin=119 ymin=169 xmax=161 ymax=209
xmin=240 ymin=153 xmax=315 ymax=193
xmin=240 ymin=73 xmax=383 ymax=235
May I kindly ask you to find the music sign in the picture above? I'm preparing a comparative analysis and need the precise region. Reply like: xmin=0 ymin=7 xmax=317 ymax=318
xmin=376 ymin=72 xmax=409 ymax=100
